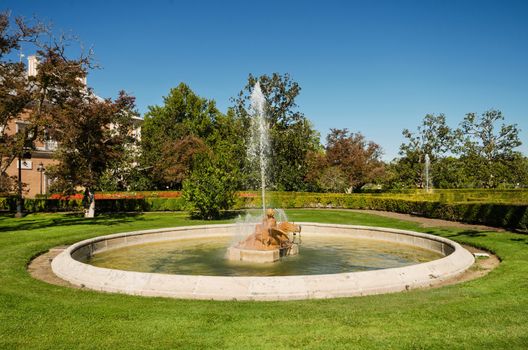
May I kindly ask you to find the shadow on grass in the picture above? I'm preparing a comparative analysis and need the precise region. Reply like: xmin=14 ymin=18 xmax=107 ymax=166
xmin=510 ymin=237 xmax=528 ymax=245
xmin=442 ymin=230 xmax=488 ymax=238
xmin=189 ymin=210 xmax=245 ymax=221
xmin=0 ymin=212 xmax=145 ymax=233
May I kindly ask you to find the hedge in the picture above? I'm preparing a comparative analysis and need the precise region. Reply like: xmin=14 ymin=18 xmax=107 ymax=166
xmin=0 ymin=197 xmax=186 ymax=213
xmin=1 ymin=191 xmax=527 ymax=231
xmin=262 ymin=193 xmax=528 ymax=230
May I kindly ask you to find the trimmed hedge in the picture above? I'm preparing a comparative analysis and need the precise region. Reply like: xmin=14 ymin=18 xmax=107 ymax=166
xmin=0 ymin=197 xmax=186 ymax=213
xmin=1 ymin=191 xmax=527 ymax=230
xmin=261 ymin=192 xmax=528 ymax=230
xmin=277 ymin=194 xmax=528 ymax=231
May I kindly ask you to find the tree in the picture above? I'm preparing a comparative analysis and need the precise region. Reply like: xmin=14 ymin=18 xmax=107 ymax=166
xmin=396 ymin=114 xmax=454 ymax=188
xmin=389 ymin=110 xmax=525 ymax=189
xmin=431 ymin=157 xmax=468 ymax=188
xmin=140 ymin=83 xmax=241 ymax=189
xmin=183 ymin=153 xmax=237 ymax=220
xmin=0 ymin=12 xmax=43 ymax=192
xmin=501 ymin=154 xmax=528 ymax=188
xmin=325 ymin=129 xmax=385 ymax=192
xmin=457 ymin=109 xmax=522 ymax=188
xmin=304 ymin=149 xmax=328 ymax=192
xmin=317 ymin=166 xmax=349 ymax=193
xmin=156 ymin=135 xmax=210 ymax=188
xmin=232 ymin=73 xmax=320 ymax=191
xmin=96 ymin=131 xmax=142 ymax=192
xmin=46 ymin=91 xmax=137 ymax=217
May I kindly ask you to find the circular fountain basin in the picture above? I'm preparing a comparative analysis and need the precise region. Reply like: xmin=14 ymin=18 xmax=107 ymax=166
xmin=51 ymin=223 xmax=474 ymax=301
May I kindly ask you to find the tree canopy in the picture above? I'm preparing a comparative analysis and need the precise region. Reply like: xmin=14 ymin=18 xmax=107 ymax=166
xmin=389 ymin=110 xmax=526 ymax=189
xmin=232 ymin=73 xmax=320 ymax=191
xmin=140 ymin=83 xmax=244 ymax=190
xmin=0 ymin=12 xmax=43 ymax=192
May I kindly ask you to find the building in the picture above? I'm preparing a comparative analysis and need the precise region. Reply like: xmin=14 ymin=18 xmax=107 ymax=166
xmin=2 ymin=56 xmax=142 ymax=198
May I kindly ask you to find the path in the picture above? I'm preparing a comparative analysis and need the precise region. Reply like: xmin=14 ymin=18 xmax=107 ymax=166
xmin=350 ymin=209 xmax=504 ymax=231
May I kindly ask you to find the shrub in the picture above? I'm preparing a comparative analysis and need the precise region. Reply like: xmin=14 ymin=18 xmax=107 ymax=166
xmin=146 ymin=198 xmax=186 ymax=211
xmin=183 ymin=156 xmax=237 ymax=219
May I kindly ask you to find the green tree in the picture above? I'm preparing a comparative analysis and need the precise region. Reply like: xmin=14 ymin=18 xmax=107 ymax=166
xmin=183 ymin=153 xmax=237 ymax=219
xmin=233 ymin=73 xmax=320 ymax=191
xmin=501 ymin=153 xmax=528 ymax=188
xmin=432 ymin=157 xmax=469 ymax=188
xmin=317 ymin=166 xmax=349 ymax=193
xmin=457 ymin=110 xmax=522 ymax=188
xmin=304 ymin=149 xmax=327 ymax=192
xmin=141 ymin=83 xmax=243 ymax=190
xmin=396 ymin=114 xmax=454 ymax=188
xmin=96 ymin=136 xmax=142 ymax=192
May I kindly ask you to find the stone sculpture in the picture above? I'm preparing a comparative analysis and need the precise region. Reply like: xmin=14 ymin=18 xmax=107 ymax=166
xmin=227 ymin=209 xmax=301 ymax=263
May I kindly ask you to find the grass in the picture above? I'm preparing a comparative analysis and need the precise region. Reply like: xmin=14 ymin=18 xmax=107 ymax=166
xmin=0 ymin=210 xmax=527 ymax=349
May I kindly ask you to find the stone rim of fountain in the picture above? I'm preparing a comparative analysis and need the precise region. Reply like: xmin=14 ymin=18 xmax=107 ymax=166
xmin=51 ymin=223 xmax=474 ymax=301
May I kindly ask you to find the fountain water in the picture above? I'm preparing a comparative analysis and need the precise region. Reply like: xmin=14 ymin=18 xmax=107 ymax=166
xmin=227 ymin=82 xmax=301 ymax=262
xmin=247 ymin=82 xmax=270 ymax=214
xmin=425 ymin=153 xmax=431 ymax=192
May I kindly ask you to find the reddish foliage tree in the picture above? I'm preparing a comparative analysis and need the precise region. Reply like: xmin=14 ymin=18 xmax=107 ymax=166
xmin=325 ymin=128 xmax=385 ymax=192
xmin=156 ymin=135 xmax=210 ymax=188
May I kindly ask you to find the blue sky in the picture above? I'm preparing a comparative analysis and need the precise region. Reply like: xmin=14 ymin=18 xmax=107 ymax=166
xmin=3 ymin=0 xmax=528 ymax=160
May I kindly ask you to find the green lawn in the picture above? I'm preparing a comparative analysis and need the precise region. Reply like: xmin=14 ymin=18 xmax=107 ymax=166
xmin=0 ymin=210 xmax=527 ymax=349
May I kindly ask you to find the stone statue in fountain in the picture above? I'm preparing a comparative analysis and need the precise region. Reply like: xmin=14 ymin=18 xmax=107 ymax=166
xmin=227 ymin=209 xmax=301 ymax=263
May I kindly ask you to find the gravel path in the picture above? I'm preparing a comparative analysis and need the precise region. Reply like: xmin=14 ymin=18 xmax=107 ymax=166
xmin=349 ymin=209 xmax=504 ymax=231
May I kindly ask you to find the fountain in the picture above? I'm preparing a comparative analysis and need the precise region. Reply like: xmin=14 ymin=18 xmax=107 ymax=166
xmin=247 ymin=82 xmax=270 ymax=215
xmin=425 ymin=153 xmax=431 ymax=192
xmin=227 ymin=208 xmax=301 ymax=262
xmin=49 ymin=83 xmax=476 ymax=301
xmin=227 ymin=83 xmax=301 ymax=262
xmin=52 ymin=223 xmax=475 ymax=300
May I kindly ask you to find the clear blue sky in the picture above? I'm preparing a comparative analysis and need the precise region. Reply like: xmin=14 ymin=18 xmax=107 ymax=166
xmin=3 ymin=0 xmax=528 ymax=160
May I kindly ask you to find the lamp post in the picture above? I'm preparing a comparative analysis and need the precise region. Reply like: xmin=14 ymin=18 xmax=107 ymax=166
xmin=15 ymin=147 xmax=32 ymax=218
xmin=37 ymin=162 xmax=45 ymax=195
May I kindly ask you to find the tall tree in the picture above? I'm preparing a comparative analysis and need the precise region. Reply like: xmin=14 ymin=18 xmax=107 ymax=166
xmin=156 ymin=135 xmax=210 ymax=188
xmin=46 ymin=91 xmax=137 ymax=217
xmin=457 ymin=109 xmax=522 ymax=188
xmin=0 ymin=12 xmax=44 ymax=192
xmin=396 ymin=114 xmax=454 ymax=188
xmin=325 ymin=129 xmax=385 ymax=192
xmin=141 ymin=83 xmax=242 ymax=189
xmin=1 ymin=12 xmax=138 ymax=216
xmin=233 ymin=73 xmax=320 ymax=191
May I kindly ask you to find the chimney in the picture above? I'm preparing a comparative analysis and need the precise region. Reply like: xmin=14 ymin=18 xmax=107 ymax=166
xmin=27 ymin=54 xmax=88 ymax=86
xmin=27 ymin=55 xmax=38 ymax=76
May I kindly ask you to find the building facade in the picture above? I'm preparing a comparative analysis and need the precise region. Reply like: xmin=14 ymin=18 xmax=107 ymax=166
xmin=2 ymin=56 xmax=142 ymax=198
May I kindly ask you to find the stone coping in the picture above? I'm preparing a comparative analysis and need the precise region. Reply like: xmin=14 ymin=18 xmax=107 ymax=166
xmin=51 ymin=223 xmax=475 ymax=301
